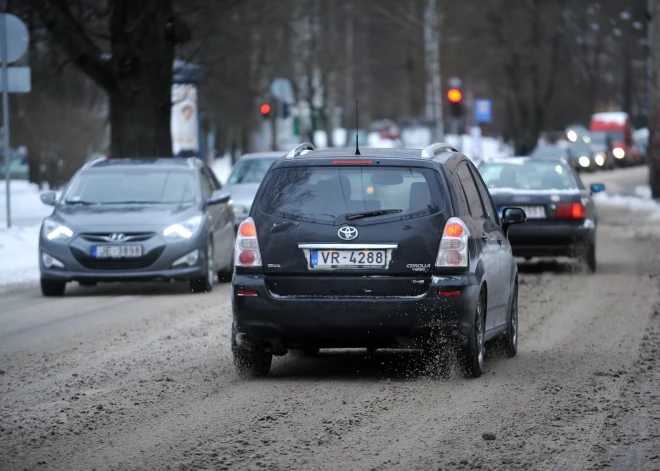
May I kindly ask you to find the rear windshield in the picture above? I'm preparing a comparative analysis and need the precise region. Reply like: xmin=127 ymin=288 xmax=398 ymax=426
xmin=480 ymin=161 xmax=578 ymax=191
xmin=258 ymin=166 xmax=443 ymax=224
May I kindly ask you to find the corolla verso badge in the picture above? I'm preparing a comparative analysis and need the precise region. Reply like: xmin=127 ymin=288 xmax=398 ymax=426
xmin=338 ymin=226 xmax=358 ymax=241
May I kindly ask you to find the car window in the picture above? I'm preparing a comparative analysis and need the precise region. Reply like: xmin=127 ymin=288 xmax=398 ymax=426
xmin=200 ymin=171 xmax=214 ymax=199
xmin=64 ymin=169 xmax=197 ymax=204
xmin=480 ymin=161 xmax=579 ymax=191
xmin=469 ymin=164 xmax=498 ymax=223
xmin=259 ymin=166 xmax=444 ymax=225
xmin=228 ymin=157 xmax=279 ymax=184
xmin=451 ymin=173 xmax=470 ymax=217
xmin=203 ymin=167 xmax=220 ymax=190
xmin=456 ymin=162 xmax=485 ymax=218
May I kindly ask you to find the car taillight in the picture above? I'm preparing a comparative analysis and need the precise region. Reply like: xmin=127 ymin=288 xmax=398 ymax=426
xmin=235 ymin=217 xmax=262 ymax=267
xmin=556 ymin=202 xmax=587 ymax=219
xmin=436 ymin=217 xmax=470 ymax=268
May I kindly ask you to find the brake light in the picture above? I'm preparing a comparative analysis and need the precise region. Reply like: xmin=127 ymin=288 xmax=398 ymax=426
xmin=556 ymin=202 xmax=587 ymax=219
xmin=436 ymin=217 xmax=470 ymax=268
xmin=331 ymin=160 xmax=373 ymax=165
xmin=240 ymin=221 xmax=257 ymax=237
xmin=235 ymin=217 xmax=262 ymax=267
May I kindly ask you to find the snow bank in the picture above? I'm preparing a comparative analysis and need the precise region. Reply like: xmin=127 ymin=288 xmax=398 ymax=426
xmin=593 ymin=185 xmax=660 ymax=219
xmin=212 ymin=154 xmax=233 ymax=185
xmin=0 ymin=224 xmax=40 ymax=287
xmin=0 ymin=180 xmax=54 ymax=224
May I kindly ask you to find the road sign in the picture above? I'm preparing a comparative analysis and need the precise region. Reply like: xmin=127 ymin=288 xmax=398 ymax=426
xmin=0 ymin=66 xmax=30 ymax=93
xmin=270 ymin=78 xmax=294 ymax=102
xmin=0 ymin=14 xmax=28 ymax=63
xmin=475 ymin=99 xmax=492 ymax=123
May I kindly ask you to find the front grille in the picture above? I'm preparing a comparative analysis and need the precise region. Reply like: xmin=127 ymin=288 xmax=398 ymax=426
xmin=80 ymin=232 xmax=156 ymax=243
xmin=71 ymin=246 xmax=165 ymax=270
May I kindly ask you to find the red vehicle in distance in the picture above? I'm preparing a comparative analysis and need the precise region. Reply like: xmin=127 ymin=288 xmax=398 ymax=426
xmin=589 ymin=112 xmax=642 ymax=166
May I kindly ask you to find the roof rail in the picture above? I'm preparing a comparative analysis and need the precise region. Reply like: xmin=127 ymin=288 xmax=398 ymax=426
xmin=420 ymin=142 xmax=458 ymax=158
xmin=285 ymin=142 xmax=316 ymax=159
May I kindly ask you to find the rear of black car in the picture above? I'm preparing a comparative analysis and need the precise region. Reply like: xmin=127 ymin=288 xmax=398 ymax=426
xmin=231 ymin=155 xmax=480 ymax=358
xmin=481 ymin=159 xmax=597 ymax=269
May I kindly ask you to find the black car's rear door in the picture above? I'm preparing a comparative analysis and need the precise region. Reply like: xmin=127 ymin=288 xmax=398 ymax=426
xmin=253 ymin=164 xmax=450 ymax=297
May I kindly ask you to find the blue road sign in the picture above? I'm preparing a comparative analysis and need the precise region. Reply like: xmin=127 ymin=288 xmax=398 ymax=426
xmin=475 ymin=99 xmax=492 ymax=123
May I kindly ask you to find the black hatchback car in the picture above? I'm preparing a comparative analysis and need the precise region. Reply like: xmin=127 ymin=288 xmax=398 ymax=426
xmin=231 ymin=143 xmax=526 ymax=378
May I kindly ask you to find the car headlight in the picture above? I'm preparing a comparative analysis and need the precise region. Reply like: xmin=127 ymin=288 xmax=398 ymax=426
xmin=163 ymin=215 xmax=203 ymax=239
xmin=613 ymin=147 xmax=625 ymax=159
xmin=43 ymin=218 xmax=73 ymax=241
xmin=594 ymin=153 xmax=605 ymax=166
xmin=578 ymin=156 xmax=590 ymax=168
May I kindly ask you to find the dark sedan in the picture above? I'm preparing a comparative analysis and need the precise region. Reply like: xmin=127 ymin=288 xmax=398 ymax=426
xmin=38 ymin=158 xmax=235 ymax=296
xmin=479 ymin=158 xmax=604 ymax=272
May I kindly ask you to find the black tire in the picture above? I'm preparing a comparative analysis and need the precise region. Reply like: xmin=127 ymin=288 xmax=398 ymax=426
xmin=231 ymin=325 xmax=272 ymax=378
xmin=190 ymin=242 xmax=215 ymax=293
xmin=41 ymin=279 xmax=66 ymax=297
xmin=580 ymin=242 xmax=596 ymax=273
xmin=78 ymin=280 xmax=97 ymax=287
xmin=462 ymin=291 xmax=486 ymax=378
xmin=216 ymin=252 xmax=234 ymax=283
xmin=503 ymin=285 xmax=518 ymax=358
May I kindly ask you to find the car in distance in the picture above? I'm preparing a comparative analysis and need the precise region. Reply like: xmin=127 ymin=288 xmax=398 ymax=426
xmin=479 ymin=157 xmax=603 ymax=272
xmin=231 ymin=142 xmax=526 ymax=378
xmin=223 ymin=152 xmax=282 ymax=227
xmin=530 ymin=144 xmax=583 ymax=170
xmin=38 ymin=157 xmax=235 ymax=296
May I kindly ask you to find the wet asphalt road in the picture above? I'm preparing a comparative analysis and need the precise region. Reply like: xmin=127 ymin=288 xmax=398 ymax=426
xmin=1 ymin=166 xmax=659 ymax=471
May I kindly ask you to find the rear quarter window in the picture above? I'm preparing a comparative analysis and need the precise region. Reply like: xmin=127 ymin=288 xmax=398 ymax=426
xmin=257 ymin=166 xmax=445 ymax=225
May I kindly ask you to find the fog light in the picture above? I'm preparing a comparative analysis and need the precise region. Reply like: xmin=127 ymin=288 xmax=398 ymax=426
xmin=594 ymin=153 xmax=605 ymax=166
xmin=172 ymin=250 xmax=199 ymax=267
xmin=613 ymin=147 xmax=625 ymax=159
xmin=42 ymin=252 xmax=64 ymax=269
xmin=578 ymin=156 xmax=590 ymax=168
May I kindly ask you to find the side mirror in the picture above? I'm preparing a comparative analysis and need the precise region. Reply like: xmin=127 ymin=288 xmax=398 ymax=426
xmin=502 ymin=207 xmax=526 ymax=232
xmin=40 ymin=191 xmax=57 ymax=206
xmin=590 ymin=183 xmax=605 ymax=194
xmin=206 ymin=190 xmax=231 ymax=206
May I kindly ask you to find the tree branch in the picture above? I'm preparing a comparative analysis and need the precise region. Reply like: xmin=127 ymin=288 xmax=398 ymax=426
xmin=36 ymin=0 xmax=115 ymax=92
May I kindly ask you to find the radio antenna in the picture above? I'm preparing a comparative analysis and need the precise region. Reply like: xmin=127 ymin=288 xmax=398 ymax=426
xmin=355 ymin=100 xmax=361 ymax=156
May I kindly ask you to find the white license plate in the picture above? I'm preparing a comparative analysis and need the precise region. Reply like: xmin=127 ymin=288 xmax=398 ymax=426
xmin=311 ymin=250 xmax=386 ymax=269
xmin=92 ymin=245 xmax=143 ymax=258
xmin=500 ymin=205 xmax=546 ymax=219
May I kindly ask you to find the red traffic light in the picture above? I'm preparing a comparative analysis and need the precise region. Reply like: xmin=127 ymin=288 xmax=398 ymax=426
xmin=260 ymin=103 xmax=271 ymax=115
xmin=447 ymin=89 xmax=463 ymax=103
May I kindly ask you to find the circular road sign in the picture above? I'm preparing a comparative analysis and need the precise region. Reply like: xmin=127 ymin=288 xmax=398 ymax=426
xmin=0 ymin=14 xmax=29 ymax=64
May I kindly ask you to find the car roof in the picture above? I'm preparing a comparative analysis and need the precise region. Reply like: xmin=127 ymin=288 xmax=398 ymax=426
xmin=284 ymin=146 xmax=462 ymax=165
xmin=238 ymin=152 xmax=285 ymax=160
xmin=86 ymin=157 xmax=200 ymax=170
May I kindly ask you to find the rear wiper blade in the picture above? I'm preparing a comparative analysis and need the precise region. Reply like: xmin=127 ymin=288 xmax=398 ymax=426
xmin=345 ymin=209 xmax=403 ymax=220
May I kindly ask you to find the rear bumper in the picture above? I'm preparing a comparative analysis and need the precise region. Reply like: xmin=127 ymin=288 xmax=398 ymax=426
xmin=508 ymin=221 xmax=595 ymax=257
xmin=231 ymin=274 xmax=480 ymax=348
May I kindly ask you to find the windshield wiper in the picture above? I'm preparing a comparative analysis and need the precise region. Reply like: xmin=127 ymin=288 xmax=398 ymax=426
xmin=65 ymin=200 xmax=97 ymax=205
xmin=345 ymin=209 xmax=403 ymax=220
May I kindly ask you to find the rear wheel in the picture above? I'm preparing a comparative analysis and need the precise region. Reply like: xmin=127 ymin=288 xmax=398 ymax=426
xmin=190 ymin=242 xmax=215 ymax=293
xmin=41 ymin=279 xmax=66 ymax=297
xmin=580 ymin=242 xmax=596 ymax=273
xmin=503 ymin=285 xmax=518 ymax=358
xmin=462 ymin=291 xmax=486 ymax=378
xmin=231 ymin=325 xmax=272 ymax=378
